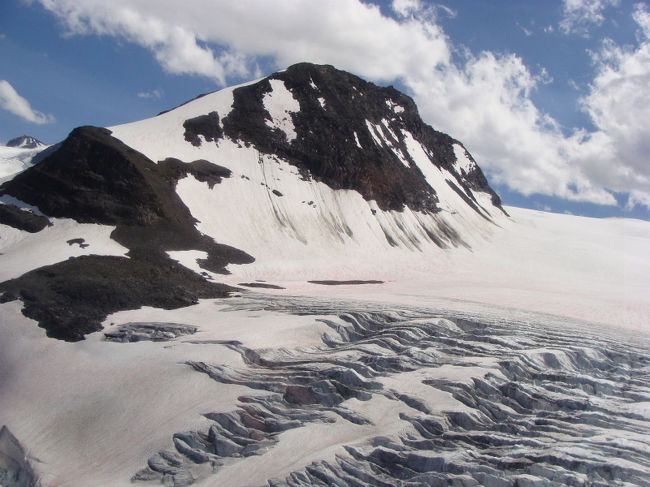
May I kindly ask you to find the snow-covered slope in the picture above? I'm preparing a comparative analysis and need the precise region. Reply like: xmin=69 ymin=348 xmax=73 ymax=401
xmin=110 ymin=63 xmax=506 ymax=259
xmin=0 ymin=136 xmax=48 ymax=181
xmin=0 ymin=145 xmax=46 ymax=181
xmin=1 ymin=63 xmax=649 ymax=487
xmin=0 ymin=63 xmax=509 ymax=341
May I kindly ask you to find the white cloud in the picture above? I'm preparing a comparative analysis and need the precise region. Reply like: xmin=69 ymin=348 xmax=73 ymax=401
xmin=570 ymin=3 xmax=650 ymax=206
xmin=137 ymin=89 xmax=163 ymax=99
xmin=32 ymin=0 xmax=450 ymax=84
xmin=392 ymin=0 xmax=421 ymax=17
xmin=28 ymin=0 xmax=650 ymax=208
xmin=0 ymin=80 xmax=54 ymax=124
xmin=406 ymin=51 xmax=618 ymax=206
xmin=559 ymin=0 xmax=620 ymax=36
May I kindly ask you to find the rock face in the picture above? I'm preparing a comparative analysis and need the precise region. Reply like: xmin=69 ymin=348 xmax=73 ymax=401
xmin=186 ymin=63 xmax=504 ymax=216
xmin=5 ymin=136 xmax=45 ymax=150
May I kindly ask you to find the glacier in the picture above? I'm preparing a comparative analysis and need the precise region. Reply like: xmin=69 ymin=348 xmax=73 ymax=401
xmin=0 ymin=63 xmax=649 ymax=486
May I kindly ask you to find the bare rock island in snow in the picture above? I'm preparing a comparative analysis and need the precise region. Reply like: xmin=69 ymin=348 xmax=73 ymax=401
xmin=0 ymin=63 xmax=506 ymax=341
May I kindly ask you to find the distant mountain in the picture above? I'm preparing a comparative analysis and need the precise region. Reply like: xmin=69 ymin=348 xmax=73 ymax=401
xmin=0 ymin=63 xmax=508 ymax=340
xmin=5 ymin=135 xmax=45 ymax=149
xmin=0 ymin=138 xmax=49 ymax=180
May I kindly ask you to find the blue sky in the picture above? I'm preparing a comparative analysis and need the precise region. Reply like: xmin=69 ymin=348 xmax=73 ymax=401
xmin=1 ymin=0 xmax=649 ymax=219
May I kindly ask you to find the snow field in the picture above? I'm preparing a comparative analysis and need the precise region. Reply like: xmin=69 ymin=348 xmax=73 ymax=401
xmin=0 ymin=217 xmax=128 ymax=281
xmin=0 ymin=145 xmax=46 ymax=180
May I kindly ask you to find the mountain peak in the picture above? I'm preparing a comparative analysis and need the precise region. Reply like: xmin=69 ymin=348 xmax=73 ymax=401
xmin=5 ymin=135 xmax=46 ymax=149
xmin=0 ymin=62 xmax=509 ymax=340
xmin=180 ymin=62 xmax=504 ymax=217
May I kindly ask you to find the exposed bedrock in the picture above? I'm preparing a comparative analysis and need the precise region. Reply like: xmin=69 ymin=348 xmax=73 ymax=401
xmin=132 ymin=296 xmax=650 ymax=486
xmin=0 ymin=255 xmax=233 ymax=341
xmin=185 ymin=62 xmax=505 ymax=216
xmin=0 ymin=127 xmax=253 ymax=341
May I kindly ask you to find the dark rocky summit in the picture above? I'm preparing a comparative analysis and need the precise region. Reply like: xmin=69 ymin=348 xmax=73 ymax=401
xmin=185 ymin=63 xmax=505 ymax=216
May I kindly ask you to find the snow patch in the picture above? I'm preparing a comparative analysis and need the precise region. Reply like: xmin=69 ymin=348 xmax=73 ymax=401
xmin=386 ymin=99 xmax=405 ymax=114
xmin=365 ymin=120 xmax=384 ymax=147
xmin=263 ymin=79 xmax=300 ymax=142
xmin=0 ymin=219 xmax=128 ymax=281
xmin=353 ymin=131 xmax=362 ymax=149
xmin=364 ymin=120 xmax=410 ymax=167
xmin=452 ymin=143 xmax=475 ymax=174
xmin=317 ymin=97 xmax=326 ymax=109
xmin=167 ymin=249 xmax=211 ymax=274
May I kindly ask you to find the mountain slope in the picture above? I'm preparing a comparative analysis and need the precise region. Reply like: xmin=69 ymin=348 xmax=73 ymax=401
xmin=1 ymin=64 xmax=650 ymax=487
xmin=0 ymin=63 xmax=508 ymax=340
xmin=0 ymin=127 xmax=251 ymax=340
xmin=0 ymin=145 xmax=46 ymax=181
xmin=110 ymin=63 xmax=508 ymax=269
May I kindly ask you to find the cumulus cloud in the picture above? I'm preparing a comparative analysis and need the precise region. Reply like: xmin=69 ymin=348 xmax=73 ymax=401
xmin=27 ymin=0 xmax=650 ymax=208
xmin=572 ymin=3 xmax=650 ymax=206
xmin=0 ymin=80 xmax=54 ymax=124
xmin=32 ymin=0 xmax=450 ymax=83
xmin=406 ymin=51 xmax=617 ymax=206
xmin=559 ymin=0 xmax=620 ymax=36
xmin=392 ymin=0 xmax=422 ymax=17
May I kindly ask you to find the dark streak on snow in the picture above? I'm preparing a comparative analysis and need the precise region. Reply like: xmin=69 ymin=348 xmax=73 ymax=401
xmin=238 ymin=282 xmax=286 ymax=290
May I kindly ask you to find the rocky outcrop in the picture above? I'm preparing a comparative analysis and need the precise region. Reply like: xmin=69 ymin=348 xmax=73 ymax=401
xmin=0 ymin=205 xmax=50 ymax=233
xmin=5 ymin=136 xmax=45 ymax=150
xmin=0 ymin=127 xmax=252 ymax=341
